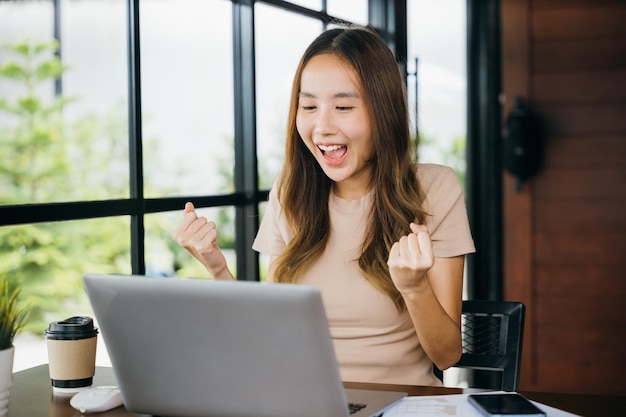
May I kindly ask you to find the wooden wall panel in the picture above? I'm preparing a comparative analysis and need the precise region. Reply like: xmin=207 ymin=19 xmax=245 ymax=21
xmin=532 ymin=0 xmax=626 ymax=8
xmin=536 ymin=264 xmax=626 ymax=297
xmin=535 ymin=268 xmax=626 ymax=394
xmin=533 ymin=70 xmax=626 ymax=102
xmin=533 ymin=167 xmax=626 ymax=199
xmin=535 ymin=103 xmax=626 ymax=135
xmin=534 ymin=292 xmax=626 ymax=396
xmin=535 ymin=201 xmax=626 ymax=232
xmin=535 ymin=295 xmax=626 ymax=330
xmin=535 ymin=355 xmax=626 ymax=396
xmin=533 ymin=40 xmax=626 ymax=71
xmin=502 ymin=0 xmax=626 ymax=395
xmin=533 ymin=8 xmax=626 ymax=40
xmin=535 ymin=231 xmax=624 ymax=263
xmin=545 ymin=136 xmax=626 ymax=166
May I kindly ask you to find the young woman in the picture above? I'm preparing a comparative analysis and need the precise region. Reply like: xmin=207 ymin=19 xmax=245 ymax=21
xmin=173 ymin=25 xmax=475 ymax=386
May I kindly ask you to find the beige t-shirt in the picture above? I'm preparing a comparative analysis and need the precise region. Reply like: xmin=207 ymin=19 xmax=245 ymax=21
xmin=252 ymin=163 xmax=476 ymax=386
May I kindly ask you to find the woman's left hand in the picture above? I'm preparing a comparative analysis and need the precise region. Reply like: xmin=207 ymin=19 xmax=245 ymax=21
xmin=387 ymin=223 xmax=435 ymax=294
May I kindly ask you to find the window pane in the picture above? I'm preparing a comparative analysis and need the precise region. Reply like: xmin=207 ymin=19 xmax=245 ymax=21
xmin=162 ymin=206 xmax=237 ymax=279
xmin=327 ymin=0 xmax=368 ymax=25
xmin=255 ymin=4 xmax=322 ymax=189
xmin=3 ymin=218 xmax=131 ymax=371
xmin=0 ymin=0 xmax=130 ymax=205
xmin=0 ymin=2 xmax=54 ymax=106
xmin=140 ymin=0 xmax=234 ymax=198
xmin=61 ymin=0 xmax=129 ymax=199
xmin=408 ymin=0 xmax=467 ymax=181
xmin=0 ymin=2 xmax=55 ymax=206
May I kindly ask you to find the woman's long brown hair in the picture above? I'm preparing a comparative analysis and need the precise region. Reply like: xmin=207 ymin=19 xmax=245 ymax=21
xmin=273 ymin=26 xmax=427 ymax=312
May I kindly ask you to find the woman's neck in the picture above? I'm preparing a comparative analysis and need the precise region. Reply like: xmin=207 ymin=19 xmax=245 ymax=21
xmin=332 ymin=180 xmax=371 ymax=201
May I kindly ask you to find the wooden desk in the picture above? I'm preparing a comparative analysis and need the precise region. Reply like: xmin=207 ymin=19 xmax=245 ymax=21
xmin=8 ymin=365 xmax=626 ymax=416
xmin=346 ymin=381 xmax=626 ymax=417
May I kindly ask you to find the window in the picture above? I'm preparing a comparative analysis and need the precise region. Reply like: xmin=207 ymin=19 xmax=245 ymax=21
xmin=255 ymin=4 xmax=322 ymax=188
xmin=140 ymin=0 xmax=234 ymax=198
xmin=0 ymin=0 xmax=129 ymax=204
xmin=408 ymin=0 xmax=467 ymax=180
xmin=1 ymin=0 xmax=380 ymax=372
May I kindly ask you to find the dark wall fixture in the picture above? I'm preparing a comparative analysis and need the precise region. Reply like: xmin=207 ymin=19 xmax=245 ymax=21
xmin=502 ymin=97 xmax=544 ymax=191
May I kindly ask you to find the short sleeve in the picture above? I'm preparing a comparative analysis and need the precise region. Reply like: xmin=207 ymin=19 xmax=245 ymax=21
xmin=418 ymin=164 xmax=476 ymax=258
xmin=252 ymin=186 xmax=292 ymax=256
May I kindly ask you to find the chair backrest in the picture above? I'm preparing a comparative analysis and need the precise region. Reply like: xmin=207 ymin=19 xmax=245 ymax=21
xmin=454 ymin=300 xmax=526 ymax=391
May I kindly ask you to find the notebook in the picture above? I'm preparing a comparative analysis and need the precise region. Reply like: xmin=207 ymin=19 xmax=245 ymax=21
xmin=83 ymin=273 xmax=406 ymax=417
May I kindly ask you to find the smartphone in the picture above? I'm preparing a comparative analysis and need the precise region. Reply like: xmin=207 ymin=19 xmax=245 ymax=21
xmin=467 ymin=393 xmax=547 ymax=417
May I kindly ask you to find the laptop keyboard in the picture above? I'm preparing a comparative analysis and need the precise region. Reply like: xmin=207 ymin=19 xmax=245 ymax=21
xmin=349 ymin=402 xmax=367 ymax=414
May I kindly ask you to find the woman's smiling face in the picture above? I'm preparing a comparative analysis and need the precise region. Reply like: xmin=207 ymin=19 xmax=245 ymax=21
xmin=296 ymin=53 xmax=374 ymax=199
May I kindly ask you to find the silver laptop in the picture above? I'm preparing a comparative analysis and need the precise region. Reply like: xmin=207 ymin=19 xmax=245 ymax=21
xmin=83 ymin=274 xmax=406 ymax=417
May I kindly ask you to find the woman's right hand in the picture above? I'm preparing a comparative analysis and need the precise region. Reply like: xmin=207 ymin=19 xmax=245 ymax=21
xmin=172 ymin=202 xmax=234 ymax=280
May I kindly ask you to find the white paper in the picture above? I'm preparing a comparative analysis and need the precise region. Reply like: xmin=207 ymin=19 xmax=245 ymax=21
xmin=382 ymin=392 xmax=582 ymax=417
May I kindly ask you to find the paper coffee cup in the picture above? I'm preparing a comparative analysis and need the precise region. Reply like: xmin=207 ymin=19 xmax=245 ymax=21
xmin=45 ymin=316 xmax=98 ymax=393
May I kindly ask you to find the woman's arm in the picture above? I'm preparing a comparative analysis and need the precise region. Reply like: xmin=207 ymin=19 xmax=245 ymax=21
xmin=387 ymin=223 xmax=463 ymax=370
xmin=265 ymin=256 xmax=279 ymax=283
xmin=402 ymin=256 xmax=464 ymax=370
xmin=172 ymin=202 xmax=235 ymax=280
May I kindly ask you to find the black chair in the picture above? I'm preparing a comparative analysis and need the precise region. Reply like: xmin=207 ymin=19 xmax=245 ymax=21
xmin=435 ymin=300 xmax=525 ymax=391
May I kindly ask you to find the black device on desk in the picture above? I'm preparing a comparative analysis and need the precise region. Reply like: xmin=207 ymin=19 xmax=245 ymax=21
xmin=468 ymin=393 xmax=546 ymax=417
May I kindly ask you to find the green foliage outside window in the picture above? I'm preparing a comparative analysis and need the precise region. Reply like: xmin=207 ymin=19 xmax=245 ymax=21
xmin=0 ymin=40 xmax=132 ymax=332
xmin=0 ymin=39 xmax=222 ymax=333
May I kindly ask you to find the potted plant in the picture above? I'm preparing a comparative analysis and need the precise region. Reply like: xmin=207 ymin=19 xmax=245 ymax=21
xmin=0 ymin=277 xmax=29 ymax=416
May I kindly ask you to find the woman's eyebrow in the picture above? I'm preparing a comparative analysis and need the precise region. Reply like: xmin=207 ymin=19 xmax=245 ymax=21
xmin=334 ymin=91 xmax=360 ymax=99
xmin=298 ymin=91 xmax=360 ymax=99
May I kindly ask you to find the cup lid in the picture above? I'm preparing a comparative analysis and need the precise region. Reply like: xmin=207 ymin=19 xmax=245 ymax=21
xmin=45 ymin=316 xmax=99 ymax=340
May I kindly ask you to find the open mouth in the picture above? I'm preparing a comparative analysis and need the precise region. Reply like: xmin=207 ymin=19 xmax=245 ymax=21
xmin=318 ymin=144 xmax=347 ymax=160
